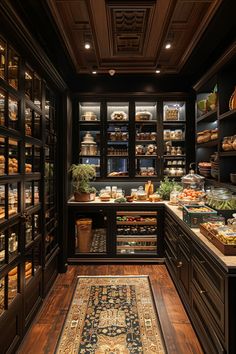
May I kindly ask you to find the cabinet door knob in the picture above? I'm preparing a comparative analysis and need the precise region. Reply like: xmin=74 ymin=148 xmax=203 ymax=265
xmin=200 ymin=289 xmax=206 ymax=294
xmin=177 ymin=261 xmax=183 ymax=268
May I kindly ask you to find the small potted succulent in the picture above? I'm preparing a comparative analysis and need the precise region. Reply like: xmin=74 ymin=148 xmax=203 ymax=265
xmin=69 ymin=163 xmax=97 ymax=202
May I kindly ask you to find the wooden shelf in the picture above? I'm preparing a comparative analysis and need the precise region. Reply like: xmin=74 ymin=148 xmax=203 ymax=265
xmin=136 ymin=140 xmax=156 ymax=143
xmin=135 ymin=120 xmax=157 ymax=124
xmin=164 ymin=155 xmax=186 ymax=158
xmin=117 ymin=221 xmax=157 ymax=225
xmin=219 ymin=109 xmax=236 ymax=120
xmin=219 ymin=151 xmax=236 ymax=157
xmin=135 ymin=155 xmax=157 ymax=158
xmin=79 ymin=155 xmax=100 ymax=158
xmin=107 ymin=155 xmax=128 ymax=157
xmin=107 ymin=121 xmax=129 ymax=124
xmin=197 ymin=109 xmax=217 ymax=123
xmin=163 ymin=121 xmax=186 ymax=125
xmin=196 ymin=140 xmax=218 ymax=148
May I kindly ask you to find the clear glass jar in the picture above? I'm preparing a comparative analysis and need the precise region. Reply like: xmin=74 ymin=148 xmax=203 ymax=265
xmin=105 ymin=186 xmax=112 ymax=196
xmin=131 ymin=188 xmax=138 ymax=200
xmin=116 ymin=189 xmax=124 ymax=198
xmin=170 ymin=187 xmax=179 ymax=205
xmin=206 ymin=188 xmax=233 ymax=209
xmin=170 ymin=147 xmax=177 ymax=156
xmin=169 ymin=167 xmax=176 ymax=176
xmin=111 ymin=186 xmax=117 ymax=199
xmin=164 ymin=130 xmax=171 ymax=140
xmin=150 ymin=132 xmax=157 ymax=141
xmin=137 ymin=186 xmax=147 ymax=200
xmin=181 ymin=169 xmax=205 ymax=190
xmin=147 ymin=167 xmax=155 ymax=176
xmin=176 ymin=147 xmax=182 ymax=156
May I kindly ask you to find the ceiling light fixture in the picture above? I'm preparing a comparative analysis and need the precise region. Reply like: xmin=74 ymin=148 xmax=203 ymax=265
xmin=165 ymin=42 xmax=171 ymax=49
xmin=92 ymin=66 xmax=98 ymax=74
xmin=109 ymin=69 xmax=116 ymax=76
xmin=155 ymin=69 xmax=161 ymax=74
xmin=84 ymin=42 xmax=91 ymax=50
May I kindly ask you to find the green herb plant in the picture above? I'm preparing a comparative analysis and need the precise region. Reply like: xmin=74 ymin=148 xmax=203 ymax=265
xmin=69 ymin=163 xmax=97 ymax=194
xmin=157 ymin=177 xmax=182 ymax=200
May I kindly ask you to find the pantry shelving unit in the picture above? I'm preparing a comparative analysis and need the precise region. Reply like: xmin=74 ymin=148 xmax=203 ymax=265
xmin=194 ymin=42 xmax=236 ymax=187
xmin=0 ymin=31 xmax=60 ymax=353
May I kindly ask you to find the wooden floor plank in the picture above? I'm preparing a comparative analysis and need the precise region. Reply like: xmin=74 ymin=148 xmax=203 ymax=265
xmin=17 ymin=264 xmax=203 ymax=354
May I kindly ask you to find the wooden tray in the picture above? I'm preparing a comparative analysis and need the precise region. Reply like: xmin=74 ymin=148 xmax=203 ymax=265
xmin=200 ymin=224 xmax=236 ymax=255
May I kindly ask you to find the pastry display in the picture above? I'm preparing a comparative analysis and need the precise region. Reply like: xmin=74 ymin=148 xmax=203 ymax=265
xmin=197 ymin=130 xmax=211 ymax=143
xmin=222 ymin=135 xmax=236 ymax=151
xmin=107 ymin=171 xmax=128 ymax=177
xmin=146 ymin=144 xmax=157 ymax=155
xmin=135 ymin=111 xmax=152 ymax=121
xmin=80 ymin=111 xmax=97 ymax=121
xmin=111 ymin=111 xmax=128 ymax=121
xmin=164 ymin=107 xmax=179 ymax=121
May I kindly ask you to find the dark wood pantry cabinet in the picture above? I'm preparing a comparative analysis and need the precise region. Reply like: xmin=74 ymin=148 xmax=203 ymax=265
xmin=0 ymin=4 xmax=64 ymax=352
xmin=194 ymin=42 xmax=236 ymax=189
xmin=74 ymin=94 xmax=194 ymax=181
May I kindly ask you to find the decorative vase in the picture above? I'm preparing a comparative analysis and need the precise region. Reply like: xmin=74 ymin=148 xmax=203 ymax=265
xmin=229 ymin=87 xmax=236 ymax=110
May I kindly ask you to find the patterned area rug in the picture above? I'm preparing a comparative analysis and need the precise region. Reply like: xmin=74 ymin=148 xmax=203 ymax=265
xmin=55 ymin=276 xmax=166 ymax=354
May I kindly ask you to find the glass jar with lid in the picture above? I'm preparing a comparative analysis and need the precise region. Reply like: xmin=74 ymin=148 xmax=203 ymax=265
xmin=170 ymin=187 xmax=180 ymax=205
xmin=181 ymin=169 xmax=205 ymax=190
xmin=131 ymin=189 xmax=138 ymax=200
xmin=206 ymin=187 xmax=234 ymax=210
xmin=137 ymin=186 xmax=147 ymax=200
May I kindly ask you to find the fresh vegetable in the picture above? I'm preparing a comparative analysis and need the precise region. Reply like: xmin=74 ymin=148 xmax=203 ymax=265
xmin=157 ymin=177 xmax=182 ymax=200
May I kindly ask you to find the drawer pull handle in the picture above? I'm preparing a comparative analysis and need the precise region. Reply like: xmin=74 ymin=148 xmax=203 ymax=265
xmin=177 ymin=261 xmax=183 ymax=268
xmin=200 ymin=289 xmax=207 ymax=294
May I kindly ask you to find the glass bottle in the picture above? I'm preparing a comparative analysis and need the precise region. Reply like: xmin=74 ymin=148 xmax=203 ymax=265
xmin=170 ymin=187 xmax=179 ymax=205
xmin=9 ymin=232 xmax=17 ymax=253
xmin=145 ymin=180 xmax=154 ymax=197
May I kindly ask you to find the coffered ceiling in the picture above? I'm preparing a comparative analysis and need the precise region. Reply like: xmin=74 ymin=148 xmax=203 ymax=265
xmin=47 ymin=0 xmax=222 ymax=74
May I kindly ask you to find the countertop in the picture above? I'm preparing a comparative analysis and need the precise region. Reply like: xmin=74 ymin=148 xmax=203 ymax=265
xmin=67 ymin=197 xmax=236 ymax=270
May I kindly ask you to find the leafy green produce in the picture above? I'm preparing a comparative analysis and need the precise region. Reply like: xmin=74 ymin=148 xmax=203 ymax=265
xmin=157 ymin=177 xmax=182 ymax=200
xmin=114 ymin=197 xmax=127 ymax=203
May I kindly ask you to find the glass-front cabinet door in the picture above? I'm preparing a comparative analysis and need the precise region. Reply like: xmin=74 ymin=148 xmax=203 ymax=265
xmin=163 ymin=101 xmax=186 ymax=180
xmin=135 ymin=102 xmax=158 ymax=177
xmin=78 ymin=102 xmax=101 ymax=177
xmin=106 ymin=102 xmax=129 ymax=178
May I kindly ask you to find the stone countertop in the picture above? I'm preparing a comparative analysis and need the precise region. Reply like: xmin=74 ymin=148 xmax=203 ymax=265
xmin=67 ymin=197 xmax=236 ymax=270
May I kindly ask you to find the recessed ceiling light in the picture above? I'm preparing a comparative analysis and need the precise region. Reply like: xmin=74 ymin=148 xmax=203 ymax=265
xmin=165 ymin=42 xmax=171 ymax=49
xmin=92 ymin=70 xmax=97 ymax=74
xmin=84 ymin=42 xmax=91 ymax=49
xmin=155 ymin=69 xmax=161 ymax=74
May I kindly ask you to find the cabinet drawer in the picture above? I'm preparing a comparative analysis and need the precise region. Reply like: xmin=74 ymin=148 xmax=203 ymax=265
xmin=165 ymin=239 xmax=178 ymax=276
xmin=179 ymin=229 xmax=191 ymax=254
xmin=165 ymin=227 xmax=178 ymax=253
xmin=192 ymin=259 xmax=225 ymax=335
xmin=191 ymin=286 xmax=226 ymax=354
xmin=193 ymin=245 xmax=225 ymax=302
xmin=165 ymin=213 xmax=179 ymax=237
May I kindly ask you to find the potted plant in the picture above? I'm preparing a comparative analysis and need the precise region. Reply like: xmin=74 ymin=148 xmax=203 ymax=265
xmin=157 ymin=177 xmax=182 ymax=200
xmin=69 ymin=163 xmax=97 ymax=202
